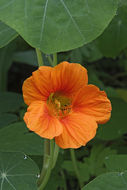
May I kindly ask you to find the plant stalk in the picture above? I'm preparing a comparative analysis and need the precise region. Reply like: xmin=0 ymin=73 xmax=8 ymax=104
xmin=38 ymin=139 xmax=54 ymax=190
xmin=70 ymin=149 xmax=83 ymax=189
xmin=36 ymin=48 xmax=44 ymax=66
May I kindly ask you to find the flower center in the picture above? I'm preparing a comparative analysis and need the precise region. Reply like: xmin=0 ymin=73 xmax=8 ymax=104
xmin=47 ymin=92 xmax=72 ymax=117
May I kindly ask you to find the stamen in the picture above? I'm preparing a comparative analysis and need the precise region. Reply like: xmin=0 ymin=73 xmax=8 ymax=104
xmin=47 ymin=92 xmax=72 ymax=117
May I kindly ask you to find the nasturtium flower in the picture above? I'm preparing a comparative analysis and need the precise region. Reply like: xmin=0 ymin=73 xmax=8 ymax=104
xmin=23 ymin=62 xmax=111 ymax=149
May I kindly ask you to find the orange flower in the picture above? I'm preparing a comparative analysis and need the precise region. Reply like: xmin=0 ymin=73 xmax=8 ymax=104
xmin=23 ymin=62 xmax=111 ymax=149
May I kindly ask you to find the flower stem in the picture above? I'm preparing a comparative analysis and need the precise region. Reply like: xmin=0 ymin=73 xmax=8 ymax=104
xmin=52 ymin=143 xmax=59 ymax=169
xmin=38 ymin=139 xmax=54 ymax=190
xmin=60 ymin=170 xmax=67 ymax=190
xmin=36 ymin=48 xmax=44 ymax=67
xmin=46 ymin=55 xmax=54 ymax=66
xmin=37 ymin=139 xmax=50 ymax=186
xmin=53 ymin=53 xmax=57 ymax=66
xmin=70 ymin=149 xmax=83 ymax=189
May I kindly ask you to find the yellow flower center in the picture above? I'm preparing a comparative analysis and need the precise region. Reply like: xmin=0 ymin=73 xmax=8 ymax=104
xmin=47 ymin=92 xmax=72 ymax=117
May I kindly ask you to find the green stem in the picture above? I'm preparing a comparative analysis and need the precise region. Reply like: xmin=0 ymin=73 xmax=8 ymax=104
xmin=53 ymin=53 xmax=57 ymax=66
xmin=52 ymin=143 xmax=59 ymax=169
xmin=60 ymin=170 xmax=67 ymax=190
xmin=70 ymin=149 xmax=83 ymax=189
xmin=37 ymin=139 xmax=50 ymax=186
xmin=38 ymin=140 xmax=54 ymax=190
xmin=47 ymin=55 xmax=54 ymax=66
xmin=36 ymin=48 xmax=44 ymax=66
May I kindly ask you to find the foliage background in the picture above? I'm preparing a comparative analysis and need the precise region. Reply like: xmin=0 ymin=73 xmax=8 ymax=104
xmin=0 ymin=0 xmax=127 ymax=190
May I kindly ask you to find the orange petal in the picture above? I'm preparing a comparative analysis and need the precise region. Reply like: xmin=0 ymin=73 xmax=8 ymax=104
xmin=73 ymin=85 xmax=112 ymax=124
xmin=51 ymin=62 xmax=88 ymax=96
xmin=23 ymin=62 xmax=88 ymax=105
xmin=22 ymin=76 xmax=44 ymax=105
xmin=24 ymin=101 xmax=63 ymax=139
xmin=55 ymin=112 xmax=97 ymax=149
xmin=32 ymin=66 xmax=53 ymax=99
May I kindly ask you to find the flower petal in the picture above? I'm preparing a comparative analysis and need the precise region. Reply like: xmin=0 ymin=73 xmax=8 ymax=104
xmin=23 ymin=62 xmax=88 ymax=105
xmin=24 ymin=101 xmax=63 ymax=139
xmin=22 ymin=76 xmax=44 ymax=105
xmin=32 ymin=66 xmax=53 ymax=99
xmin=55 ymin=112 xmax=97 ymax=149
xmin=73 ymin=85 xmax=112 ymax=124
xmin=51 ymin=61 xmax=88 ymax=96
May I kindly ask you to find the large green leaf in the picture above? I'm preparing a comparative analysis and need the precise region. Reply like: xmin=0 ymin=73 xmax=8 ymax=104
xmin=82 ymin=171 xmax=127 ymax=190
xmin=97 ymin=98 xmax=127 ymax=140
xmin=0 ymin=113 xmax=18 ymax=129
xmin=0 ymin=21 xmax=18 ymax=48
xmin=94 ymin=2 xmax=127 ymax=57
xmin=0 ymin=92 xmax=23 ymax=113
xmin=0 ymin=152 xmax=39 ymax=190
xmin=0 ymin=0 xmax=118 ymax=53
xmin=104 ymin=155 xmax=127 ymax=172
xmin=0 ymin=122 xmax=43 ymax=155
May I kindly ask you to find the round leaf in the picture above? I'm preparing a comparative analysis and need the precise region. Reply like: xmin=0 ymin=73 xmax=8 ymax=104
xmin=95 ymin=3 xmax=127 ymax=57
xmin=0 ymin=152 xmax=39 ymax=190
xmin=82 ymin=171 xmax=127 ymax=190
xmin=104 ymin=155 xmax=127 ymax=172
xmin=0 ymin=122 xmax=43 ymax=155
xmin=0 ymin=0 xmax=118 ymax=53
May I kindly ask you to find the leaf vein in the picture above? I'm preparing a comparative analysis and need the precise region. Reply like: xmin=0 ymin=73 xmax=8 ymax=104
xmin=60 ymin=0 xmax=85 ymax=41
xmin=39 ymin=0 xmax=49 ymax=45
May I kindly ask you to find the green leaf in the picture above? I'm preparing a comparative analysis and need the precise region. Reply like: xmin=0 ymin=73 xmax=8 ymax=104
xmin=0 ymin=152 xmax=39 ymax=190
xmin=0 ymin=21 xmax=18 ymax=48
xmin=94 ymin=3 xmax=127 ymax=58
xmin=82 ymin=171 xmax=127 ymax=190
xmin=87 ymin=68 xmax=105 ymax=89
xmin=104 ymin=154 xmax=127 ymax=172
xmin=68 ymin=41 xmax=103 ymax=63
xmin=0 ymin=113 xmax=18 ymax=129
xmin=62 ymin=160 xmax=90 ymax=183
xmin=13 ymin=50 xmax=38 ymax=66
xmin=0 ymin=92 xmax=23 ymax=113
xmin=81 ymin=42 xmax=103 ymax=62
xmin=0 ymin=122 xmax=43 ymax=155
xmin=0 ymin=0 xmax=118 ymax=53
xmin=97 ymin=98 xmax=127 ymax=140
xmin=83 ymin=144 xmax=116 ymax=176
xmin=0 ymin=43 xmax=16 ymax=91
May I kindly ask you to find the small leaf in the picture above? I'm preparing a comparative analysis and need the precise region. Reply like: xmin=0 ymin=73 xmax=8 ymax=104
xmin=104 ymin=154 xmax=127 ymax=172
xmin=83 ymin=144 xmax=116 ymax=176
xmin=0 ymin=152 xmax=39 ymax=190
xmin=62 ymin=160 xmax=90 ymax=183
xmin=82 ymin=171 xmax=127 ymax=190
xmin=0 ymin=122 xmax=44 ymax=155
